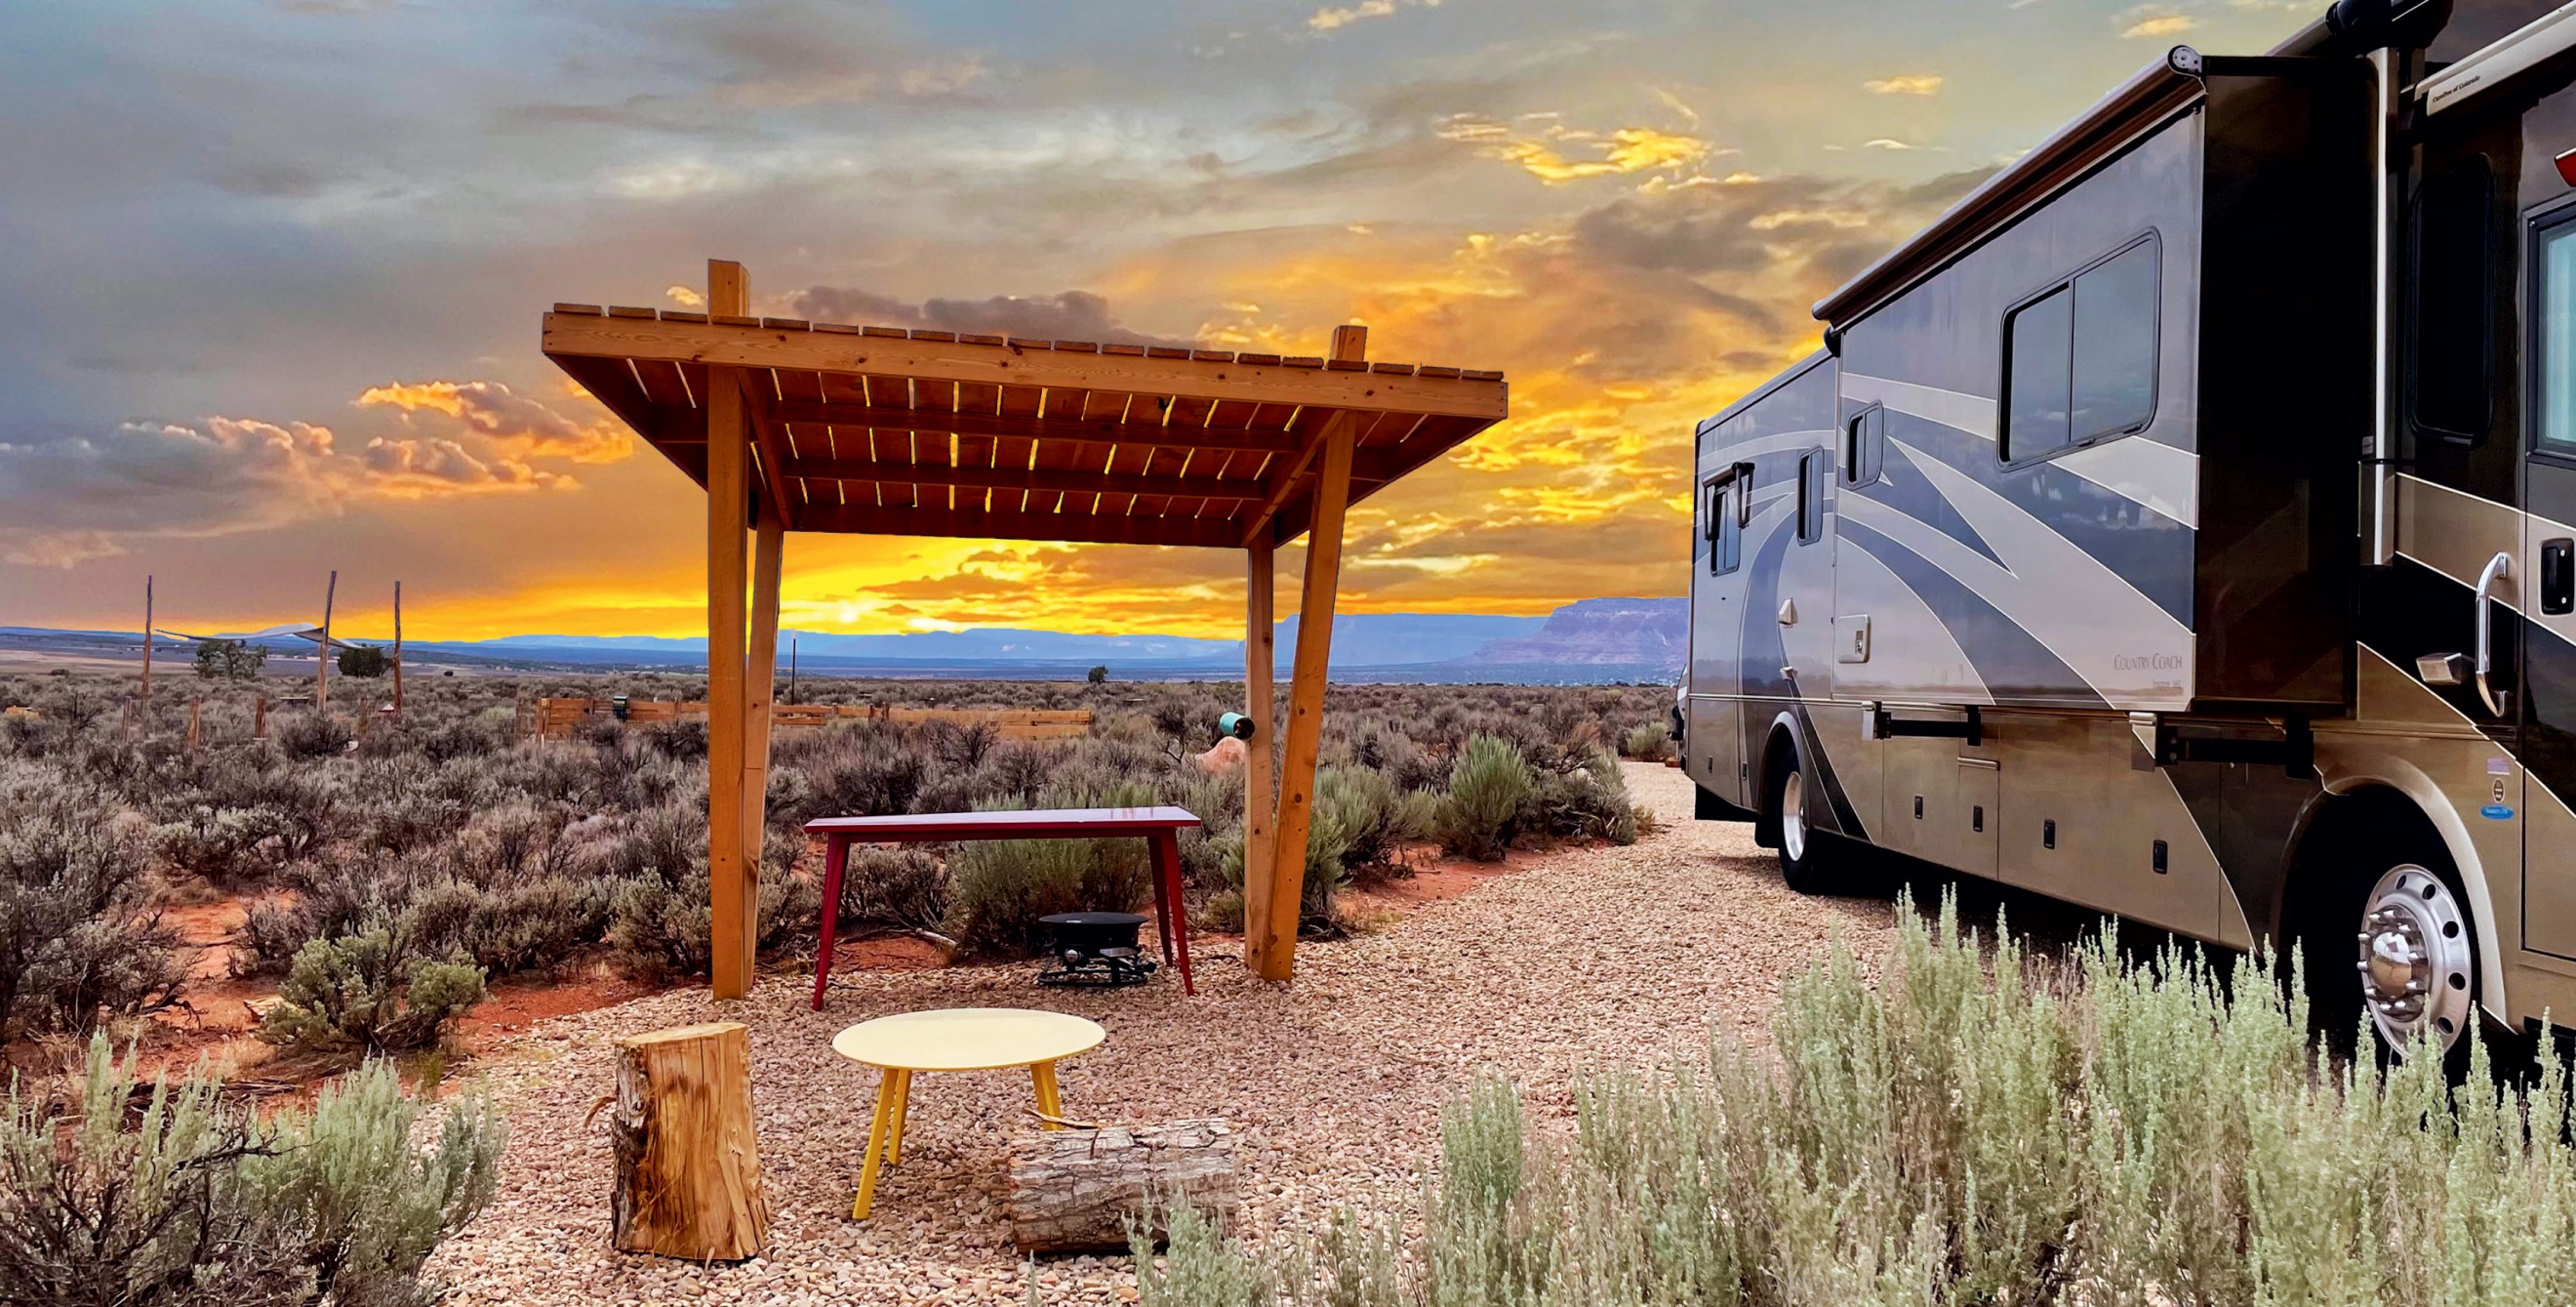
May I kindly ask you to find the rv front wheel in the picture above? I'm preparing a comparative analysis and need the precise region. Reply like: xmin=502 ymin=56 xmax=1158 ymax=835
xmin=2286 ymin=803 xmax=2483 ymax=1073
xmin=1764 ymin=739 xmax=1842 ymax=894
xmin=2355 ymin=864 xmax=2476 ymax=1058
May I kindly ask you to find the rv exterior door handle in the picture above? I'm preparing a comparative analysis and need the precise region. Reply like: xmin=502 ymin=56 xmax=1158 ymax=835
xmin=2475 ymin=551 xmax=2514 ymax=717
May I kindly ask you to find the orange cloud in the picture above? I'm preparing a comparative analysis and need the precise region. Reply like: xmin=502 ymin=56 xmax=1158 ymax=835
xmin=355 ymin=379 xmax=632 ymax=464
xmin=1437 ymin=116 xmax=1717 ymax=185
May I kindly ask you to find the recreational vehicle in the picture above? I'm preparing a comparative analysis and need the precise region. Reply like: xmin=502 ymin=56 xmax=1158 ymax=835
xmin=1686 ymin=0 xmax=2576 ymax=1063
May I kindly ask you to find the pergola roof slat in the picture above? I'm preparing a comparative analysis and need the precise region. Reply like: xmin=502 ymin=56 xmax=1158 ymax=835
xmin=543 ymin=312 xmax=1505 ymax=420
xmin=541 ymin=304 xmax=1503 ymax=549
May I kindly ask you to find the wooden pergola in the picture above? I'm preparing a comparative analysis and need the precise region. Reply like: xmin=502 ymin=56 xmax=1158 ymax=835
xmin=543 ymin=261 xmax=1509 ymax=997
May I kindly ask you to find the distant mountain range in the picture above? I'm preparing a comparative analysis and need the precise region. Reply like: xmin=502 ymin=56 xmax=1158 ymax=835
xmin=0 ymin=597 xmax=1687 ymax=684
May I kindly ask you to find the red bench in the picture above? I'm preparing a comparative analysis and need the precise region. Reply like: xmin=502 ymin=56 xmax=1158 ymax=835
xmin=805 ymin=806 xmax=1202 ymax=1007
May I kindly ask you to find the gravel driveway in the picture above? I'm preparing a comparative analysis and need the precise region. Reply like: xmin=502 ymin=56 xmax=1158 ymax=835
xmin=431 ymin=762 xmax=1899 ymax=1306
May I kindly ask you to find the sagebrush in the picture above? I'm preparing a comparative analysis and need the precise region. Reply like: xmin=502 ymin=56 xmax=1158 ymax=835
xmin=1141 ymin=891 xmax=2576 ymax=1307
xmin=0 ymin=1036 xmax=503 ymax=1307
xmin=0 ymin=671 xmax=1664 ymax=997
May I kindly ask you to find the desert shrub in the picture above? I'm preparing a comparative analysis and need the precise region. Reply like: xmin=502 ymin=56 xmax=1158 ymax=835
xmin=276 ymin=711 xmax=352 ymax=761
xmin=640 ymin=718 xmax=705 ymax=760
xmin=603 ymin=812 xmax=821 ymax=982
xmin=233 ymin=853 xmax=428 ymax=976
xmin=1143 ymin=892 xmax=2576 ymax=1307
xmin=1620 ymin=720 xmax=1672 ymax=760
xmin=407 ymin=710 xmax=511 ymax=763
xmin=394 ymin=875 xmax=616 ymax=978
xmin=0 ymin=1035 xmax=503 ymax=1307
xmin=152 ymin=804 xmax=292 ymax=883
xmin=1522 ymin=748 xmax=1641 ymax=845
xmin=946 ymin=782 xmax=1156 ymax=957
xmin=606 ymin=866 xmax=819 ymax=982
xmin=835 ymin=846 xmax=949 ymax=938
xmin=947 ymin=836 xmax=1153 ymax=958
xmin=337 ymin=644 xmax=389 ymax=678
xmin=260 ymin=929 xmax=486 ymax=1057
xmin=1434 ymin=735 xmax=1532 ymax=862
xmin=0 ymin=765 xmax=187 ymax=1035
xmin=809 ymin=744 xmax=929 ymax=818
xmin=1316 ymin=764 xmax=1423 ymax=879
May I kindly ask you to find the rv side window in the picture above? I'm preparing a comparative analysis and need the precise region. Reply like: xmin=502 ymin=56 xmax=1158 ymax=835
xmin=1703 ymin=476 xmax=1739 ymax=575
xmin=2410 ymin=158 xmax=2494 ymax=445
xmin=1842 ymin=405 xmax=1883 ymax=488
xmin=2536 ymin=216 xmax=2576 ymax=456
xmin=1703 ymin=466 xmax=1748 ymax=575
xmin=2000 ymin=234 xmax=2159 ymax=464
xmin=1796 ymin=450 xmax=1826 ymax=544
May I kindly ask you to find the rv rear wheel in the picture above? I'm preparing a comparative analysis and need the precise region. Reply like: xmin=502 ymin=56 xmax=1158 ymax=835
xmin=1764 ymin=740 xmax=1841 ymax=895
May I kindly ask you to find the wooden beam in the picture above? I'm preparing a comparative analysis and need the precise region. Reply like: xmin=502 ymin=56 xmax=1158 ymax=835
xmin=787 ymin=456 xmax=1267 ymax=503
xmin=1250 ymin=324 xmax=1365 ymax=982
xmin=1238 ymin=538 xmax=1280 ymax=968
xmin=742 ymin=510 xmax=784 ymax=890
xmin=704 ymin=399 xmax=1301 ymax=456
xmin=796 ymin=501 xmax=1243 ymax=549
xmin=706 ymin=259 xmax=756 ymax=1001
xmin=744 ymin=377 xmax=797 ymax=530
xmin=543 ymin=314 xmax=1508 ymax=420
xmin=1237 ymin=413 xmax=1337 ymax=548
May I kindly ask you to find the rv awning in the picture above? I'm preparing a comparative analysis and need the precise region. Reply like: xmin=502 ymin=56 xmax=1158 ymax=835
xmin=542 ymin=306 xmax=1507 ymax=550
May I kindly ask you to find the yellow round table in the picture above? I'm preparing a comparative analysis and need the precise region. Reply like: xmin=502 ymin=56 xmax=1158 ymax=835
xmin=829 ymin=1008 xmax=1107 ymax=1220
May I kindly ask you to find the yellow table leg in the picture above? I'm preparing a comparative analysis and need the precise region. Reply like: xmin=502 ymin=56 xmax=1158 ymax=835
xmin=884 ymin=1069 xmax=911 ymax=1166
xmin=1030 ymin=1060 xmax=1063 ymax=1127
xmin=852 ymin=1068 xmax=896 ymax=1220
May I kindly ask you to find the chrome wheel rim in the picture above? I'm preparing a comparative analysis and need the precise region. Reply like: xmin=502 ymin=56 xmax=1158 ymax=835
xmin=2356 ymin=864 xmax=2474 ymax=1055
xmin=1781 ymin=769 xmax=1808 ymax=863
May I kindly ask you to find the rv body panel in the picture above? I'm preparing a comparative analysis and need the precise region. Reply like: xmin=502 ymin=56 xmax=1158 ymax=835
xmin=1684 ymin=11 xmax=2576 ymax=1042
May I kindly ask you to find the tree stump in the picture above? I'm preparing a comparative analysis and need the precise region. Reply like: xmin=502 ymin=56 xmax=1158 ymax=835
xmin=1006 ymin=1119 xmax=1237 ymax=1253
xmin=609 ymin=1022 xmax=769 ymax=1260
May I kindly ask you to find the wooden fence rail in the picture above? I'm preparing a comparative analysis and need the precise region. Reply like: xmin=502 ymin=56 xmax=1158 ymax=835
xmin=527 ymin=698 xmax=1091 ymax=741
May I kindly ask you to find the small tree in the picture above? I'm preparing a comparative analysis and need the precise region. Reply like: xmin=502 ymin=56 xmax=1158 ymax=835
xmin=193 ymin=639 xmax=266 ymax=680
xmin=1087 ymin=665 xmax=1108 ymax=685
xmin=336 ymin=644 xmax=388 ymax=678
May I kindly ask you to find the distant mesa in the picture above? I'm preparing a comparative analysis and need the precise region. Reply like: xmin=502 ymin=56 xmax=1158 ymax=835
xmin=0 ymin=596 xmax=1687 ymax=684
xmin=1458 ymin=597 xmax=1687 ymax=667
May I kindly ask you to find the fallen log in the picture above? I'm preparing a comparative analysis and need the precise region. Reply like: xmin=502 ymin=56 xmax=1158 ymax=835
xmin=1006 ymin=1118 xmax=1237 ymax=1253
xmin=608 ymin=1021 xmax=769 ymax=1260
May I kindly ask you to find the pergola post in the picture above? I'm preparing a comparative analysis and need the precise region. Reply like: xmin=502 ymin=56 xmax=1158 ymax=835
xmin=743 ymin=510 xmax=785 ymax=884
xmin=1239 ymin=537 xmax=1278 ymax=959
xmin=1249 ymin=324 xmax=1365 ymax=982
xmin=704 ymin=258 xmax=757 ymax=1001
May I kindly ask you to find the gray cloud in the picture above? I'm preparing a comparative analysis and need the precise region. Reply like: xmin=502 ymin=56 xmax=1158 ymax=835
xmin=787 ymin=287 xmax=1192 ymax=347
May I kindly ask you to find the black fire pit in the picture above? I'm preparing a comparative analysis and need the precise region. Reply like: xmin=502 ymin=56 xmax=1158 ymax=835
xmin=1037 ymin=912 xmax=1157 ymax=988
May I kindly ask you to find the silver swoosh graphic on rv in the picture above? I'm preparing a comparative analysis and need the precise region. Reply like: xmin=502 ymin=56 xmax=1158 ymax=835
xmin=1847 ymin=440 xmax=2194 ymax=710
xmin=1832 ymin=533 xmax=1996 ymax=703
xmin=1697 ymin=428 xmax=1834 ymax=476
xmin=1842 ymin=369 xmax=2200 ymax=528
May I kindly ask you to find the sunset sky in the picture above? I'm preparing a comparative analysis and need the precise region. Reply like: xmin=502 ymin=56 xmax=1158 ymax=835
xmin=0 ymin=0 xmax=2314 ymax=642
